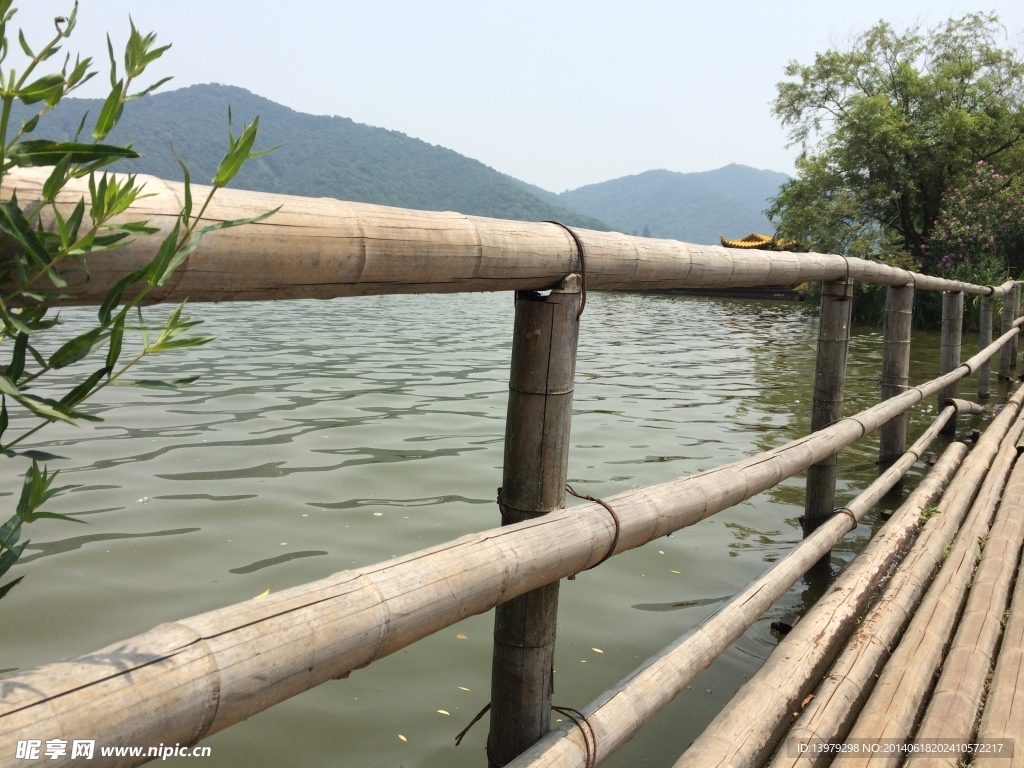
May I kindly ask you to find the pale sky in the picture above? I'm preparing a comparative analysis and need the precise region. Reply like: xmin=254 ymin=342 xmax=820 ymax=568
xmin=13 ymin=1 xmax=1024 ymax=192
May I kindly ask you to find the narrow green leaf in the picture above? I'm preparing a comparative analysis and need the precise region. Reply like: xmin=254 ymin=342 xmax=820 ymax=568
xmin=10 ymin=140 xmax=138 ymax=167
xmin=16 ymin=28 xmax=31 ymax=57
xmin=106 ymin=33 xmax=117 ymax=88
xmin=105 ymin=316 xmax=124 ymax=370
xmin=144 ymin=220 xmax=182 ymax=286
xmin=59 ymin=367 xmax=110 ymax=408
xmin=5 ymin=331 xmax=28 ymax=381
xmin=93 ymin=82 xmax=124 ymax=141
xmin=0 ymin=197 xmax=51 ymax=266
xmin=17 ymin=73 xmax=64 ymax=105
xmin=146 ymin=335 xmax=214 ymax=353
xmin=213 ymin=116 xmax=260 ymax=187
xmin=99 ymin=267 xmax=145 ymax=324
xmin=195 ymin=206 xmax=280 ymax=237
xmin=48 ymin=327 xmax=102 ymax=368
xmin=130 ymin=76 xmax=172 ymax=100
xmin=0 ymin=540 xmax=26 ymax=578
xmin=19 ymin=112 xmax=39 ymax=135
xmin=173 ymin=148 xmax=192 ymax=222
xmin=42 ymin=153 xmax=73 ymax=201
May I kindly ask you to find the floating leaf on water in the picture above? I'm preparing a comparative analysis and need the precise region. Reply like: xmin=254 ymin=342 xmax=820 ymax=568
xmin=591 ymin=648 xmax=603 ymax=654
xmin=671 ymin=570 xmax=681 ymax=574
xmin=253 ymin=588 xmax=270 ymax=599
xmin=456 ymin=633 xmax=467 ymax=640
xmin=458 ymin=686 xmax=470 ymax=692
xmin=398 ymin=735 xmax=407 ymax=742
xmin=437 ymin=710 xmax=450 ymax=716
xmin=581 ymin=660 xmax=586 ymax=663
xmin=135 ymin=497 xmax=149 ymax=504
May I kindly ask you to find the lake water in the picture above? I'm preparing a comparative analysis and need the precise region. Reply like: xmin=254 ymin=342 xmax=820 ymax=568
xmin=0 ymin=291 xmax=995 ymax=767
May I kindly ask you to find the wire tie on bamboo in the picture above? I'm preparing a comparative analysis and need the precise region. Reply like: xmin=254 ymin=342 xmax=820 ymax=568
xmin=551 ymin=705 xmax=598 ymax=768
xmin=454 ymin=703 xmax=490 ymax=747
xmin=543 ymin=220 xmax=587 ymax=319
xmin=455 ymin=702 xmax=597 ymax=768
xmin=565 ymin=483 xmax=622 ymax=577
xmin=495 ymin=487 xmax=516 ymax=526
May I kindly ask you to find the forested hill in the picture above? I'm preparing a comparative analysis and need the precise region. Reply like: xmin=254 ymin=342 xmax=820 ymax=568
xmin=14 ymin=83 xmax=609 ymax=230
xmin=547 ymin=166 xmax=791 ymax=245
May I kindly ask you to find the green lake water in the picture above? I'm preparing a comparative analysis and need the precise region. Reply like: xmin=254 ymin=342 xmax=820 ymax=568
xmin=0 ymin=291 xmax=1002 ymax=767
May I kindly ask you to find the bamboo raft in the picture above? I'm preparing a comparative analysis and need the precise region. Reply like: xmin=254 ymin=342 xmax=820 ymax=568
xmin=3 ymin=169 xmax=1024 ymax=767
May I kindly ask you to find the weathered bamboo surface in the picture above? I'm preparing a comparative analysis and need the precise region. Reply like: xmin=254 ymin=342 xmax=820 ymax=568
xmin=837 ymin=400 xmax=1024 ymax=768
xmin=772 ymin=390 xmax=1024 ymax=768
xmin=975 ymin=460 xmax=1024 ymax=767
xmin=510 ymin=409 xmax=965 ymax=768
xmin=2 ymin=324 xmax=1016 ymax=768
xmin=677 ymin=384 xmax=1024 ymax=768
xmin=1 ymin=167 xmax=1019 ymax=304
xmin=938 ymin=292 xmax=964 ymax=433
xmin=911 ymin=452 xmax=1024 ymax=766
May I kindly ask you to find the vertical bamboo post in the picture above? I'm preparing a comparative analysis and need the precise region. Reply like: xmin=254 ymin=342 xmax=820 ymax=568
xmin=878 ymin=284 xmax=913 ymax=469
xmin=979 ymin=294 xmax=993 ymax=398
xmin=1013 ymin=283 xmax=1021 ymax=369
xmin=939 ymin=291 xmax=964 ymax=435
xmin=488 ymin=274 xmax=581 ymax=766
xmin=999 ymin=290 xmax=1015 ymax=381
xmin=803 ymin=278 xmax=853 ymax=549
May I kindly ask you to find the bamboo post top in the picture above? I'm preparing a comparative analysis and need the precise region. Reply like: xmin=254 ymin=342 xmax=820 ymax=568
xmin=1 ymin=167 xmax=1019 ymax=306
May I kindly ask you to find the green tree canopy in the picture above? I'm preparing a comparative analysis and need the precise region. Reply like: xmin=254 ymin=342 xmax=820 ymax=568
xmin=767 ymin=13 xmax=1024 ymax=269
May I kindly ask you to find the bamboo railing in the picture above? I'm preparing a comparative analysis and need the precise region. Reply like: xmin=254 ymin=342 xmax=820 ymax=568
xmin=2 ymin=169 xmax=1023 ymax=768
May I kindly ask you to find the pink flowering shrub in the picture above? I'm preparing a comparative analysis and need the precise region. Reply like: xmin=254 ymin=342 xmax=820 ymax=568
xmin=926 ymin=161 xmax=1024 ymax=275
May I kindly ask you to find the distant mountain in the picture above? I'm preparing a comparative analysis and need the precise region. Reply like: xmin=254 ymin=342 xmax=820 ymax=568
xmin=543 ymin=166 xmax=790 ymax=245
xmin=11 ymin=84 xmax=609 ymax=230
xmin=12 ymin=85 xmax=788 ymax=244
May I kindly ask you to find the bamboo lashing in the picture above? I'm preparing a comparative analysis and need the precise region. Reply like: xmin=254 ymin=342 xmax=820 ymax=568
xmin=0 ymin=168 xmax=1019 ymax=305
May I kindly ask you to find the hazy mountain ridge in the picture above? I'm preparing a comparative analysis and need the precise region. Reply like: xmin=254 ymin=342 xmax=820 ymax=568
xmin=548 ymin=166 xmax=791 ymax=245
xmin=13 ymin=84 xmax=609 ymax=230
xmin=12 ymin=84 xmax=788 ymax=244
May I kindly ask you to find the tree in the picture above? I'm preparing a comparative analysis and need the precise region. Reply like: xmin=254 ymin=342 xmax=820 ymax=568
xmin=767 ymin=13 xmax=1024 ymax=271
xmin=0 ymin=1 xmax=274 ymax=601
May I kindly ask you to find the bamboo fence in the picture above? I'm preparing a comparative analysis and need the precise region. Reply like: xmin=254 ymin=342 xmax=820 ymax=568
xmin=2 ymin=169 xmax=1024 ymax=767
xmin=2 ymin=168 xmax=1019 ymax=304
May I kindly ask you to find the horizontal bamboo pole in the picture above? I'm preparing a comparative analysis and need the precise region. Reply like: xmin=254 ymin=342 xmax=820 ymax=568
xmin=772 ymin=391 xmax=1024 ymax=768
xmin=509 ymin=408 xmax=965 ymax=768
xmin=1 ymin=167 xmax=1019 ymax=304
xmin=678 ymin=385 xmax=1024 ymax=768
xmin=975 ymin=461 xmax=1024 ymax=767
xmin=912 ymin=450 xmax=1024 ymax=766
xmin=0 ymin=328 xmax=1019 ymax=767
xmin=839 ymin=406 xmax=1024 ymax=768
